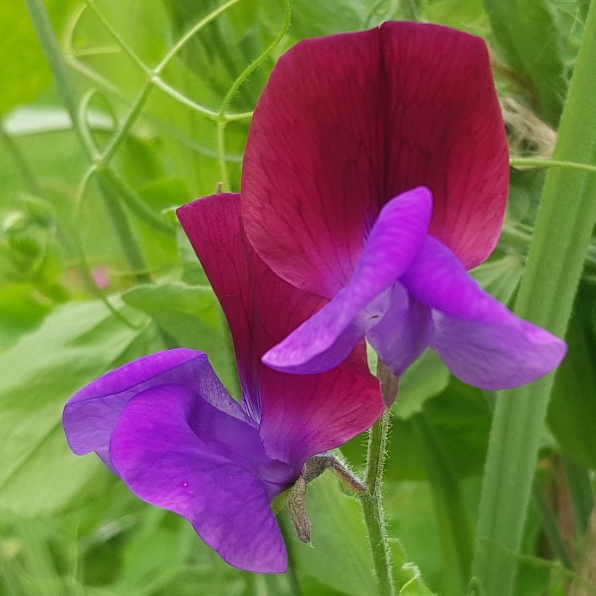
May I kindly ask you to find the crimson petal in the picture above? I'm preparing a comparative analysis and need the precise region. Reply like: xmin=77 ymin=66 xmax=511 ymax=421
xmin=242 ymin=22 xmax=509 ymax=299
xmin=177 ymin=195 xmax=385 ymax=468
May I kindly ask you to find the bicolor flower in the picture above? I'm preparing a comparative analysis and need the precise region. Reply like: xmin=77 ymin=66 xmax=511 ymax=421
xmin=63 ymin=195 xmax=385 ymax=573
xmin=241 ymin=22 xmax=566 ymax=388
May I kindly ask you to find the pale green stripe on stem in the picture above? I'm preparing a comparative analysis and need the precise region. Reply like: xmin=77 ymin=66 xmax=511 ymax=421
xmin=472 ymin=2 xmax=596 ymax=594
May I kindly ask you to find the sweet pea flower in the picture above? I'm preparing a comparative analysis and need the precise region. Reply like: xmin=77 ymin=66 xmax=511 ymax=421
xmin=241 ymin=22 xmax=566 ymax=388
xmin=63 ymin=194 xmax=384 ymax=573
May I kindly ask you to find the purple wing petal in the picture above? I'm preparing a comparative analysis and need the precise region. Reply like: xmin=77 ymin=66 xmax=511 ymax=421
xmin=109 ymin=384 xmax=292 ymax=573
xmin=63 ymin=350 xmax=249 ymax=472
xmin=402 ymin=236 xmax=567 ymax=389
xmin=177 ymin=195 xmax=385 ymax=470
xmin=242 ymin=23 xmax=508 ymax=300
xmin=263 ymin=188 xmax=432 ymax=374
xmin=366 ymin=283 xmax=434 ymax=377
xmin=432 ymin=313 xmax=567 ymax=390
xmin=261 ymin=287 xmax=372 ymax=375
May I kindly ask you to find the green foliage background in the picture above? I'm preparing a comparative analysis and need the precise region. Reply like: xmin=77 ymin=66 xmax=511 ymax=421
xmin=0 ymin=0 xmax=594 ymax=594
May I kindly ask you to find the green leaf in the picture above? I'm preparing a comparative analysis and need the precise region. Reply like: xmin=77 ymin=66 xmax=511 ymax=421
xmin=393 ymin=350 xmax=450 ymax=420
xmin=421 ymin=0 xmax=489 ymax=37
xmin=384 ymin=481 xmax=443 ymax=588
xmin=284 ymin=475 xmax=437 ymax=596
xmin=283 ymin=474 xmax=376 ymax=596
xmin=392 ymin=538 xmax=437 ymax=595
xmin=0 ymin=283 xmax=52 ymax=352
xmin=483 ymin=0 xmax=567 ymax=126
xmin=122 ymin=282 xmax=239 ymax=396
xmin=0 ymin=299 xmax=148 ymax=515
xmin=399 ymin=578 xmax=436 ymax=596
xmin=162 ymin=0 xmax=266 ymax=110
xmin=471 ymin=255 xmax=523 ymax=306
xmin=176 ymin=226 xmax=210 ymax=286
xmin=548 ymin=284 xmax=596 ymax=469
xmin=383 ymin=379 xmax=491 ymax=482
xmin=411 ymin=413 xmax=473 ymax=596
xmin=288 ymin=0 xmax=367 ymax=38
xmin=0 ymin=2 xmax=51 ymax=114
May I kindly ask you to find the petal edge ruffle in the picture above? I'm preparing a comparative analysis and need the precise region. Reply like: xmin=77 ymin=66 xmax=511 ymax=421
xmin=110 ymin=384 xmax=291 ymax=573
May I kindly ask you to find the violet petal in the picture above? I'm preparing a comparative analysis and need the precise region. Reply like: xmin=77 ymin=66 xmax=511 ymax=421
xmin=401 ymin=236 xmax=567 ymax=389
xmin=63 ymin=350 xmax=249 ymax=472
xmin=366 ymin=283 xmax=434 ymax=377
xmin=109 ymin=384 xmax=293 ymax=573
xmin=432 ymin=312 xmax=567 ymax=390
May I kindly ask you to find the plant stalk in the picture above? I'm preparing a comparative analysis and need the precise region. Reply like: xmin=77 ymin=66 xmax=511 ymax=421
xmin=361 ymin=363 xmax=396 ymax=596
xmin=472 ymin=1 xmax=596 ymax=593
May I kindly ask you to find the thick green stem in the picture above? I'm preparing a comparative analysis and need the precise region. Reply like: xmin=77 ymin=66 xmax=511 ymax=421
xmin=361 ymin=406 xmax=395 ymax=596
xmin=472 ymin=2 xmax=596 ymax=594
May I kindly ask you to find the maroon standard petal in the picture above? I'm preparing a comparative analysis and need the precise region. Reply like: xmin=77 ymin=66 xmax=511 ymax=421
xmin=177 ymin=195 xmax=385 ymax=469
xmin=63 ymin=350 xmax=249 ymax=472
xmin=242 ymin=22 xmax=509 ymax=299
xmin=110 ymin=384 xmax=292 ymax=573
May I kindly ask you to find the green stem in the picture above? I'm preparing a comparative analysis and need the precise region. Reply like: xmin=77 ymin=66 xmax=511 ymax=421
xmin=412 ymin=413 xmax=473 ymax=596
xmin=83 ymin=0 xmax=149 ymax=74
xmin=102 ymin=169 xmax=175 ymax=236
xmin=25 ymin=0 xmax=90 ymax=157
xmin=154 ymin=0 xmax=242 ymax=74
xmin=563 ymin=455 xmax=594 ymax=538
xmin=102 ymin=85 xmax=152 ymax=163
xmin=95 ymin=172 xmax=150 ymax=283
xmin=510 ymin=158 xmax=596 ymax=174
xmin=26 ymin=0 xmax=150 ymax=283
xmin=361 ymin=408 xmax=395 ymax=596
xmin=472 ymin=2 xmax=596 ymax=594
xmin=215 ymin=0 xmax=291 ymax=190
xmin=217 ymin=121 xmax=231 ymax=192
